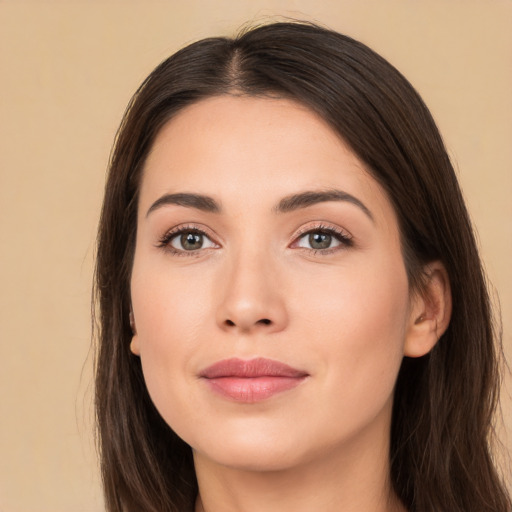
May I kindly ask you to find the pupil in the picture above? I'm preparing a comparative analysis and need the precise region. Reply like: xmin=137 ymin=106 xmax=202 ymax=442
xmin=181 ymin=232 xmax=203 ymax=250
xmin=309 ymin=232 xmax=331 ymax=249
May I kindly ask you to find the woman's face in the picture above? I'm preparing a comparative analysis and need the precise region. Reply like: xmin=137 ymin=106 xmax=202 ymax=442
xmin=131 ymin=96 xmax=419 ymax=472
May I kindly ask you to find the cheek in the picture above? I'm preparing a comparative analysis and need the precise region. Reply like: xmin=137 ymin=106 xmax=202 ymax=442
xmin=298 ymin=256 xmax=408 ymax=333
xmin=130 ymin=264 xmax=215 ymax=415
xmin=132 ymin=258 xmax=214 ymax=341
xmin=293 ymin=256 xmax=410 ymax=401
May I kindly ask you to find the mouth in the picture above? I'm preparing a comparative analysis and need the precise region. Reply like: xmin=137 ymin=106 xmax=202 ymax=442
xmin=198 ymin=357 xmax=309 ymax=403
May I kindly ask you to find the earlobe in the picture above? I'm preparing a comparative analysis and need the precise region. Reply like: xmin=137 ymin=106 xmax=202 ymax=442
xmin=404 ymin=262 xmax=452 ymax=358
xmin=129 ymin=311 xmax=141 ymax=356
xmin=130 ymin=336 xmax=140 ymax=356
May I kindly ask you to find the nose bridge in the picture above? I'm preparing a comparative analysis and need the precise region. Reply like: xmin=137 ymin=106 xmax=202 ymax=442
xmin=216 ymin=239 xmax=287 ymax=333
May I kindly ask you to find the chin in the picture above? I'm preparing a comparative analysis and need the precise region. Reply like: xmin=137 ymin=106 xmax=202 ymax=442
xmin=188 ymin=420 xmax=312 ymax=472
xmin=195 ymin=443 xmax=305 ymax=473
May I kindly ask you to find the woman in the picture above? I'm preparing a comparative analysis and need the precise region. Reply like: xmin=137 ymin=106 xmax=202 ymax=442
xmin=94 ymin=21 xmax=511 ymax=512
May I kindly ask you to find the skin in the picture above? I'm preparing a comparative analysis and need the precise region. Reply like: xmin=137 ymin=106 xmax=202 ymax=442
xmin=130 ymin=96 xmax=451 ymax=512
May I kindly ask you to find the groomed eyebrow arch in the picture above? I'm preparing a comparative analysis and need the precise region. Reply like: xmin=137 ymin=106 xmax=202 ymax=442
xmin=146 ymin=193 xmax=221 ymax=217
xmin=146 ymin=189 xmax=373 ymax=221
xmin=275 ymin=189 xmax=374 ymax=221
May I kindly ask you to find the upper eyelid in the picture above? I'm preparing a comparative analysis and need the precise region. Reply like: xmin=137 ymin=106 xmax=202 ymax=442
xmin=161 ymin=222 xmax=350 ymax=237
xmin=292 ymin=222 xmax=352 ymax=240
xmin=160 ymin=223 xmax=218 ymax=241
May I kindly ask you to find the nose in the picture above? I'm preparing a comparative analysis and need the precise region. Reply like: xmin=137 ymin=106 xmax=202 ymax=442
xmin=215 ymin=248 xmax=288 ymax=335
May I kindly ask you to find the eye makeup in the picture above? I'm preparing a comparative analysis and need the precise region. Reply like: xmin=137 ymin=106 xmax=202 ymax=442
xmin=155 ymin=220 xmax=353 ymax=258
xmin=290 ymin=222 xmax=354 ymax=256
xmin=156 ymin=223 xmax=219 ymax=257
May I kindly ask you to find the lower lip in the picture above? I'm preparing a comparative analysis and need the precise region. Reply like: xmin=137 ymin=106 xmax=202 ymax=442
xmin=203 ymin=376 xmax=306 ymax=402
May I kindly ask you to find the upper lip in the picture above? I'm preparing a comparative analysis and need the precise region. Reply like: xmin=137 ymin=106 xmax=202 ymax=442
xmin=199 ymin=357 xmax=308 ymax=379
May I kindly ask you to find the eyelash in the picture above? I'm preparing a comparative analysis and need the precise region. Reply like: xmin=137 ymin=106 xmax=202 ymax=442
xmin=156 ymin=223 xmax=353 ymax=257
xmin=292 ymin=223 xmax=353 ymax=255
xmin=157 ymin=224 xmax=218 ymax=257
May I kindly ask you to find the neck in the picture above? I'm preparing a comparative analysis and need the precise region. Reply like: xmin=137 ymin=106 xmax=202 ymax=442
xmin=193 ymin=410 xmax=406 ymax=512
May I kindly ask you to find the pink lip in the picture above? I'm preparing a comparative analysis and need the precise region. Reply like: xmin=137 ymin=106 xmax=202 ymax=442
xmin=199 ymin=358 xmax=308 ymax=403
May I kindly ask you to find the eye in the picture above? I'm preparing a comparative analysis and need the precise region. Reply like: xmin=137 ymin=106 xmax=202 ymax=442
xmin=158 ymin=226 xmax=218 ymax=254
xmin=293 ymin=225 xmax=353 ymax=253
xmin=299 ymin=231 xmax=338 ymax=250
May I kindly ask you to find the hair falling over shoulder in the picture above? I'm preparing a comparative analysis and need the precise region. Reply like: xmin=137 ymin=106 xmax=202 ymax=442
xmin=94 ymin=21 xmax=511 ymax=512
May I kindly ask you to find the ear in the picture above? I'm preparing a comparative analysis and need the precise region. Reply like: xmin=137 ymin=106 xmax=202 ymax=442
xmin=129 ymin=310 xmax=140 ymax=356
xmin=404 ymin=261 xmax=452 ymax=358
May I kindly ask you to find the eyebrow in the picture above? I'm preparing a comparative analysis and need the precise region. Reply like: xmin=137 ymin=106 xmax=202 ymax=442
xmin=146 ymin=193 xmax=220 ymax=217
xmin=146 ymin=189 xmax=373 ymax=221
xmin=275 ymin=189 xmax=374 ymax=221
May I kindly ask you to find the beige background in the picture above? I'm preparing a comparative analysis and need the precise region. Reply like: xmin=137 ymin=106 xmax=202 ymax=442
xmin=0 ymin=1 xmax=510 ymax=510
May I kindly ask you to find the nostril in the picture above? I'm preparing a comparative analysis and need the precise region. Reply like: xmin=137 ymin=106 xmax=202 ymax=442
xmin=224 ymin=318 xmax=272 ymax=327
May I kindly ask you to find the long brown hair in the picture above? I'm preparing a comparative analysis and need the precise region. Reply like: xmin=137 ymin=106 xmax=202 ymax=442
xmin=94 ymin=21 xmax=510 ymax=512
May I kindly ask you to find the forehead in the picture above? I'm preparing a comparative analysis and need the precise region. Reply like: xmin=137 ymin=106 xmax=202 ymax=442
xmin=139 ymin=95 xmax=395 ymax=226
